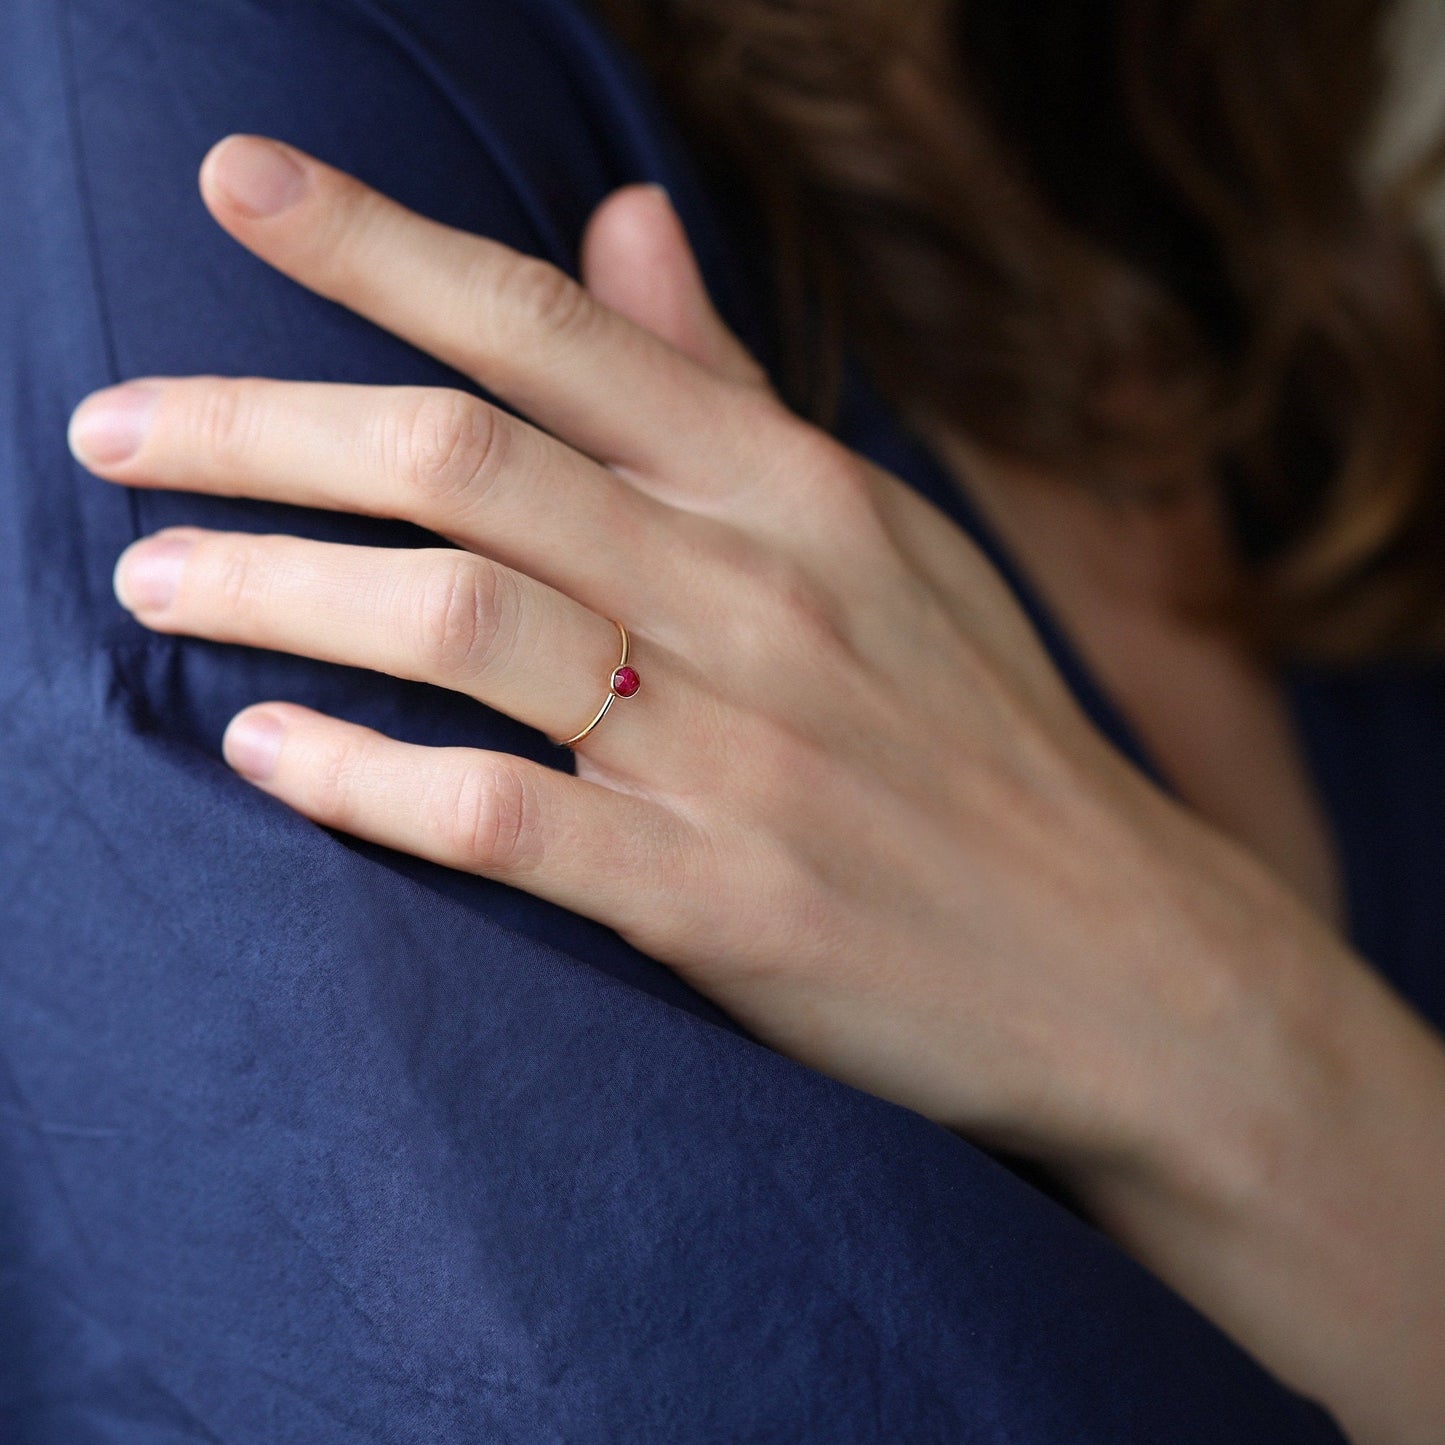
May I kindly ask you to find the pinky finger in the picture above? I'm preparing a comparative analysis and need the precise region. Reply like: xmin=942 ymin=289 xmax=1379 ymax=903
xmin=222 ymin=701 xmax=682 ymax=936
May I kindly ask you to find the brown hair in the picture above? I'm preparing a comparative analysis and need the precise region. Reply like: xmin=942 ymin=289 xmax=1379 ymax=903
xmin=596 ymin=0 xmax=1445 ymax=661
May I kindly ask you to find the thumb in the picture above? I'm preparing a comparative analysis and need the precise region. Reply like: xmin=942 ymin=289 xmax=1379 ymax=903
xmin=581 ymin=184 xmax=772 ymax=391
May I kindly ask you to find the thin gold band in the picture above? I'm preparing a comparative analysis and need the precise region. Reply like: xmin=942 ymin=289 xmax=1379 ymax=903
xmin=558 ymin=619 xmax=631 ymax=748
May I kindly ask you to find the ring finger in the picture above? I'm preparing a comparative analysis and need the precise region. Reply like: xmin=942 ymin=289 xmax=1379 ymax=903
xmin=114 ymin=526 xmax=672 ymax=767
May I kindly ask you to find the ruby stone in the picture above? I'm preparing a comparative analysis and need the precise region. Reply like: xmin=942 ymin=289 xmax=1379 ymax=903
xmin=611 ymin=665 xmax=641 ymax=699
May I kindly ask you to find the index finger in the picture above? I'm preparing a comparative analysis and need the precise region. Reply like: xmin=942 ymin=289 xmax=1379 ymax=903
xmin=199 ymin=134 xmax=778 ymax=492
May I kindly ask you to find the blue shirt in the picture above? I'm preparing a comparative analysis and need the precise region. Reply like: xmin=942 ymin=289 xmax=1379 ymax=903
xmin=4 ymin=1 xmax=1436 ymax=1439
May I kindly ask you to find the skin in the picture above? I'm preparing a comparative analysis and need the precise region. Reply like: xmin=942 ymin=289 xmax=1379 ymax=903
xmin=67 ymin=134 xmax=1445 ymax=1443
xmin=926 ymin=431 xmax=1349 ymax=930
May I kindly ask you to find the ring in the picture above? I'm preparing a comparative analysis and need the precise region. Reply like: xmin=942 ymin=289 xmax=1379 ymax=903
xmin=556 ymin=619 xmax=641 ymax=748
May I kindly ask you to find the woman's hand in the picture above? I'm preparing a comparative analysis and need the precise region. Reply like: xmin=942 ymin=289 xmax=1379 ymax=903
xmin=67 ymin=135 xmax=1255 ymax=1167
xmin=68 ymin=136 xmax=1445 ymax=1442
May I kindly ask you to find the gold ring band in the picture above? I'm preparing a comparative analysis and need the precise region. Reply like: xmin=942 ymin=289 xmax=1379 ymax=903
xmin=557 ymin=620 xmax=640 ymax=748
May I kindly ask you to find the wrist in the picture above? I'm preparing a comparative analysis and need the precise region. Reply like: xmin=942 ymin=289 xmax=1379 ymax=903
xmin=1121 ymin=889 xmax=1360 ymax=1213
xmin=1061 ymin=896 xmax=1445 ymax=1443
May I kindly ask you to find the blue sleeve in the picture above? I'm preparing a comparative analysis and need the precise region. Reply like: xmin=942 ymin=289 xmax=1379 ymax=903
xmin=0 ymin=1 xmax=1347 ymax=1440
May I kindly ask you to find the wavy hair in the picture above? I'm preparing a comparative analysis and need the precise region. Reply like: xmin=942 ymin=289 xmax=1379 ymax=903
xmin=596 ymin=0 xmax=1445 ymax=660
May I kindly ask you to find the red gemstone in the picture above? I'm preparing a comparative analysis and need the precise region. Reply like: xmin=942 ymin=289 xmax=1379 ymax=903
xmin=611 ymin=665 xmax=641 ymax=699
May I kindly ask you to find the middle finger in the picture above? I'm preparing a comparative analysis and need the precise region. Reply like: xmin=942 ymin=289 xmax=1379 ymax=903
xmin=71 ymin=376 xmax=693 ymax=622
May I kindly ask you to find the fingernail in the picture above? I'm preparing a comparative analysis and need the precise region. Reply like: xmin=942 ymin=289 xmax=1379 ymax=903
xmin=224 ymin=711 xmax=286 ymax=783
xmin=69 ymin=383 xmax=161 ymax=467
xmin=114 ymin=534 xmax=195 ymax=612
xmin=211 ymin=135 xmax=308 ymax=219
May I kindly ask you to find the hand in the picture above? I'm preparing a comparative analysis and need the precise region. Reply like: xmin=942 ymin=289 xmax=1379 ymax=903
xmin=68 ymin=133 xmax=1255 ymax=1165
xmin=68 ymin=136 xmax=1445 ymax=1441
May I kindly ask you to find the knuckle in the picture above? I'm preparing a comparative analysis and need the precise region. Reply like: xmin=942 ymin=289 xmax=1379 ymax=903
xmin=636 ymin=821 xmax=725 ymax=950
xmin=399 ymin=390 xmax=506 ymax=506
xmin=761 ymin=415 xmax=848 ymax=489
xmin=765 ymin=561 xmax=852 ymax=658
xmin=728 ymin=350 xmax=776 ymax=395
xmin=718 ymin=539 xmax=852 ymax=662
xmin=210 ymin=540 xmax=264 ymax=616
xmin=443 ymin=762 xmax=539 ymax=873
xmin=793 ymin=430 xmax=876 ymax=516
xmin=662 ymin=830 xmax=818 ymax=979
xmin=492 ymin=255 xmax=593 ymax=346
xmin=829 ymin=452 xmax=881 ymax=518
xmin=193 ymin=378 xmax=263 ymax=466
xmin=764 ymin=419 xmax=889 ymax=541
xmin=414 ymin=556 xmax=512 ymax=681
xmin=719 ymin=391 xmax=794 ymax=466
xmin=311 ymin=734 xmax=372 ymax=831
xmin=325 ymin=182 xmax=383 ymax=275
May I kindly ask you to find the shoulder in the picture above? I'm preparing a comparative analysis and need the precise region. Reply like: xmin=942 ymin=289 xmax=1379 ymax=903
xmin=44 ymin=0 xmax=770 ymax=357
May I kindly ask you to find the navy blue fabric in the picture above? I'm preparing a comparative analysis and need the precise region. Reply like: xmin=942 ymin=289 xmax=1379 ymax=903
xmin=2 ymin=0 xmax=1435 ymax=1439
